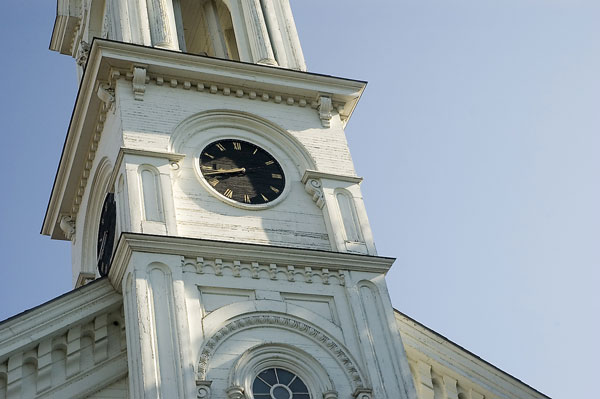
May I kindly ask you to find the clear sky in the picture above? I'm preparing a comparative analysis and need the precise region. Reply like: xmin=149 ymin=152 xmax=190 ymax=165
xmin=1 ymin=2 xmax=598 ymax=399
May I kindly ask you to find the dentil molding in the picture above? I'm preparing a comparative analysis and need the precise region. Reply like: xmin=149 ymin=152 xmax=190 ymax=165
xmin=108 ymin=233 xmax=395 ymax=291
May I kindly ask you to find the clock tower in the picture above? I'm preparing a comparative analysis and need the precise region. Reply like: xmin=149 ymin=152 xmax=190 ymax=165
xmin=42 ymin=1 xmax=417 ymax=398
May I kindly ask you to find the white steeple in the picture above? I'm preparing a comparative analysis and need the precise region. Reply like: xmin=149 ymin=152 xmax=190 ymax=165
xmin=41 ymin=3 xmax=421 ymax=398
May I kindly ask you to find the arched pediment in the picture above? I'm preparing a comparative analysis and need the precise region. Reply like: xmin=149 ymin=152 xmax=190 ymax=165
xmin=196 ymin=311 xmax=369 ymax=391
xmin=169 ymin=109 xmax=316 ymax=173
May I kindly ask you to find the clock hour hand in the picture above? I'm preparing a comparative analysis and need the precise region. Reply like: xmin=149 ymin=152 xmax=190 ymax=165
xmin=202 ymin=167 xmax=246 ymax=176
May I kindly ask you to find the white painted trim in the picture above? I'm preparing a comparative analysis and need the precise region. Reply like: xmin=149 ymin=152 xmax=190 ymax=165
xmin=80 ymin=157 xmax=114 ymax=283
xmin=395 ymin=311 xmax=550 ymax=399
xmin=227 ymin=343 xmax=336 ymax=399
xmin=173 ymin=111 xmax=307 ymax=210
xmin=109 ymin=233 xmax=395 ymax=291
xmin=35 ymin=352 xmax=128 ymax=399
xmin=169 ymin=109 xmax=315 ymax=171
xmin=42 ymin=39 xmax=365 ymax=240
xmin=50 ymin=0 xmax=82 ymax=54
xmin=196 ymin=312 xmax=368 ymax=391
xmin=302 ymin=170 xmax=362 ymax=185
xmin=201 ymin=299 xmax=344 ymax=342
xmin=0 ymin=279 xmax=121 ymax=361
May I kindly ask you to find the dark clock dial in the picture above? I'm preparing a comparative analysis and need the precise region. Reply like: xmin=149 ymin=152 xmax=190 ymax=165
xmin=199 ymin=139 xmax=285 ymax=204
xmin=97 ymin=193 xmax=116 ymax=277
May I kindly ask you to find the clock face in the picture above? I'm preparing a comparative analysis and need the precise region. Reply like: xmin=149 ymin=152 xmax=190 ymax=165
xmin=199 ymin=139 xmax=286 ymax=205
xmin=97 ymin=193 xmax=116 ymax=277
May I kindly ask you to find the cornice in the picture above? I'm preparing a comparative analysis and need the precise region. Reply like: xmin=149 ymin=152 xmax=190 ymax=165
xmin=0 ymin=279 xmax=122 ymax=361
xmin=97 ymin=40 xmax=365 ymax=123
xmin=109 ymin=233 xmax=394 ymax=291
xmin=108 ymin=147 xmax=186 ymax=188
xmin=92 ymin=39 xmax=366 ymax=102
xmin=50 ymin=0 xmax=81 ymax=55
xmin=42 ymin=40 xmax=109 ymax=239
xmin=301 ymin=170 xmax=363 ymax=185
xmin=42 ymin=39 xmax=367 ymax=240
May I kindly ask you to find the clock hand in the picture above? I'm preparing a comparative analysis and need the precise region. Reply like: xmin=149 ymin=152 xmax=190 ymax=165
xmin=242 ymin=165 xmax=273 ymax=172
xmin=203 ymin=167 xmax=246 ymax=176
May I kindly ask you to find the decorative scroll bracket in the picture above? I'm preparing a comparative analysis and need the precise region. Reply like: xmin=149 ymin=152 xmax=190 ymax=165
xmin=132 ymin=66 xmax=147 ymax=101
xmin=196 ymin=380 xmax=212 ymax=399
xmin=97 ymin=84 xmax=115 ymax=108
xmin=59 ymin=215 xmax=76 ymax=241
xmin=304 ymin=178 xmax=325 ymax=208
xmin=318 ymin=95 xmax=333 ymax=127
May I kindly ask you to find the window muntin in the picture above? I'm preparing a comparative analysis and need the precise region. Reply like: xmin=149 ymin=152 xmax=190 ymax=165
xmin=252 ymin=368 xmax=310 ymax=399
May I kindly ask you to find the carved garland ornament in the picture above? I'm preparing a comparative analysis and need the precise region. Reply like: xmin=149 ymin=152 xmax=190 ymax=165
xmin=197 ymin=313 xmax=365 ymax=391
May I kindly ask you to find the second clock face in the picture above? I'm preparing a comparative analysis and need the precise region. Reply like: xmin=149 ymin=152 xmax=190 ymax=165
xmin=199 ymin=139 xmax=286 ymax=205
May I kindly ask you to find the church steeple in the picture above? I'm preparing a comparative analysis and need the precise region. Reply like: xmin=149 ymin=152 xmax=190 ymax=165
xmin=39 ymin=2 xmax=420 ymax=399
xmin=51 ymin=0 xmax=306 ymax=80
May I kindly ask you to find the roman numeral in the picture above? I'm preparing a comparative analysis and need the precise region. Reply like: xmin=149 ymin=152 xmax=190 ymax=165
xmin=209 ymin=178 xmax=219 ymax=186
xmin=270 ymin=186 xmax=280 ymax=194
xmin=265 ymin=160 xmax=274 ymax=165
xmin=271 ymin=173 xmax=282 ymax=179
xmin=244 ymin=194 xmax=251 ymax=203
xmin=253 ymin=148 xmax=258 ymax=155
xmin=261 ymin=194 xmax=269 ymax=202
xmin=204 ymin=153 xmax=214 ymax=159
xmin=233 ymin=142 xmax=242 ymax=150
xmin=216 ymin=143 xmax=226 ymax=151
xmin=224 ymin=189 xmax=233 ymax=198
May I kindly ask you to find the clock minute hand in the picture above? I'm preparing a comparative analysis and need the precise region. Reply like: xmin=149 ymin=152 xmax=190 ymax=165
xmin=203 ymin=167 xmax=246 ymax=176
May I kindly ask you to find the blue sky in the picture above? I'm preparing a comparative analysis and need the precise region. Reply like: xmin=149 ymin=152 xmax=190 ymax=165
xmin=1 ymin=2 xmax=598 ymax=398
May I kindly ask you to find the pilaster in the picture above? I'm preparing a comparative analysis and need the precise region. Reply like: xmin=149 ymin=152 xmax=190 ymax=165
xmin=303 ymin=171 xmax=376 ymax=255
xmin=414 ymin=361 xmax=435 ymax=399
xmin=443 ymin=375 xmax=459 ymax=399
xmin=120 ymin=253 xmax=196 ymax=398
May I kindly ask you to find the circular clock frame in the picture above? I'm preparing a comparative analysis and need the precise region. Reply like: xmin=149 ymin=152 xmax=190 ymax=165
xmin=196 ymin=138 xmax=288 ymax=209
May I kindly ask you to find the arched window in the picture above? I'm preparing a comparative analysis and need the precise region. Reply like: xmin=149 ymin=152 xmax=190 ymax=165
xmin=228 ymin=344 xmax=336 ymax=399
xmin=252 ymin=368 xmax=310 ymax=399
xmin=175 ymin=0 xmax=239 ymax=60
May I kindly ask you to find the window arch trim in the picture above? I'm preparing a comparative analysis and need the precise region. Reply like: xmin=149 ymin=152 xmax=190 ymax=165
xmin=228 ymin=343 xmax=336 ymax=399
